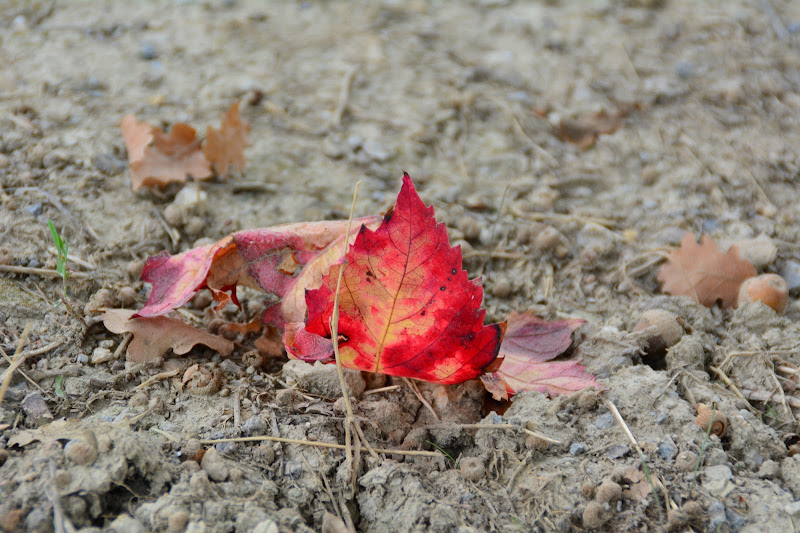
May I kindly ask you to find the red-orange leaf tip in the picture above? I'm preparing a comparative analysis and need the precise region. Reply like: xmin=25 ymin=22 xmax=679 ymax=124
xmin=296 ymin=173 xmax=506 ymax=385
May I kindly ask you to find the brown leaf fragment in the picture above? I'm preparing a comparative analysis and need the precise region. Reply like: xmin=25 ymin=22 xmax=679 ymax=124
xmin=120 ymin=114 xmax=152 ymax=163
xmin=657 ymin=233 xmax=757 ymax=309
xmin=203 ymin=101 xmax=249 ymax=177
xmin=101 ymin=309 xmax=233 ymax=362
xmin=557 ymin=109 xmax=627 ymax=150
xmin=121 ymin=115 xmax=212 ymax=191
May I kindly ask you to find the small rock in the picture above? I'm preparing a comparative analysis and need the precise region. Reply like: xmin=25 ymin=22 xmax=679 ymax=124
xmin=24 ymin=203 xmax=43 ymax=216
xmin=594 ymin=412 xmax=614 ymax=430
xmin=707 ymin=500 xmax=729 ymax=532
xmin=702 ymin=464 xmax=732 ymax=496
xmin=281 ymin=359 xmax=366 ymax=398
xmin=117 ymin=286 xmax=137 ymax=307
xmin=20 ymin=391 xmax=53 ymax=426
xmin=606 ymin=445 xmax=629 ymax=459
xmin=201 ymin=447 xmax=229 ymax=482
xmin=93 ymin=153 xmax=126 ymax=175
xmin=595 ymin=480 xmax=622 ymax=504
xmin=252 ymin=519 xmax=279 ymax=533
xmin=570 ymin=442 xmax=586 ymax=455
xmin=758 ymin=459 xmax=779 ymax=479
xmin=361 ymin=139 xmax=392 ymax=162
xmin=780 ymin=260 xmax=800 ymax=292
xmin=167 ymin=509 xmax=190 ymax=533
xmin=582 ymin=501 xmax=607 ymax=529
xmin=253 ymin=443 xmax=275 ymax=465
xmin=460 ymin=457 xmax=485 ymax=482
xmin=785 ymin=500 xmax=800 ymax=517
xmin=108 ymin=514 xmax=147 ymax=533
xmin=65 ymin=430 xmax=99 ymax=466
xmin=242 ymin=415 xmax=267 ymax=436
xmin=659 ymin=437 xmax=678 ymax=460
xmin=77 ymin=353 xmax=89 ymax=364
xmin=682 ymin=500 xmax=703 ymax=517
xmin=139 ymin=44 xmax=157 ymax=60
xmin=182 ymin=439 xmax=202 ymax=461
xmin=675 ymin=450 xmax=698 ymax=472
xmin=491 ymin=277 xmax=512 ymax=298
xmin=91 ymin=347 xmax=114 ymax=364
xmin=85 ymin=288 xmax=117 ymax=314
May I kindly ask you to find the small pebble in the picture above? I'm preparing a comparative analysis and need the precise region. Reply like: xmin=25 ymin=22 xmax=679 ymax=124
xmin=491 ymin=277 xmax=512 ymax=298
xmin=682 ymin=500 xmax=703 ymax=517
xmin=76 ymin=353 xmax=89 ymax=364
xmin=594 ymin=412 xmax=614 ymax=430
xmin=659 ymin=438 xmax=678 ymax=460
xmin=570 ymin=442 xmax=586 ymax=455
xmin=460 ymin=457 xmax=485 ymax=482
xmin=139 ymin=44 xmax=157 ymax=60
xmin=757 ymin=459 xmax=779 ymax=479
xmin=182 ymin=439 xmax=202 ymax=460
xmin=24 ymin=203 xmax=43 ymax=216
xmin=126 ymin=260 xmax=144 ymax=280
xmin=675 ymin=450 xmax=698 ymax=472
xmin=92 ymin=153 xmax=126 ymax=176
xmin=606 ymin=445 xmax=629 ymax=459
xmin=595 ymin=480 xmax=622 ymax=504
xmin=91 ymin=347 xmax=114 ymax=364
xmin=582 ymin=501 xmax=607 ymax=529
xmin=65 ymin=431 xmax=99 ymax=466
xmin=117 ymin=286 xmax=137 ymax=307
xmin=254 ymin=443 xmax=275 ymax=465
xmin=201 ymin=447 xmax=229 ymax=481
xmin=167 ymin=510 xmax=190 ymax=533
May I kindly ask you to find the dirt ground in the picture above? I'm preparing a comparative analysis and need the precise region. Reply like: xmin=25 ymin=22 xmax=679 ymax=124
xmin=3 ymin=0 xmax=800 ymax=531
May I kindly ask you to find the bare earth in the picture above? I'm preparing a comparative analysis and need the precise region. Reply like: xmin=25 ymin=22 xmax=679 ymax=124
xmin=3 ymin=1 xmax=800 ymax=532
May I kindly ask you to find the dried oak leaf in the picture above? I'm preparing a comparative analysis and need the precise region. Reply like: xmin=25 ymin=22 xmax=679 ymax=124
xmin=203 ymin=101 xmax=249 ymax=177
xmin=657 ymin=233 xmax=757 ymax=309
xmin=120 ymin=114 xmax=211 ymax=191
xmin=287 ymin=173 xmax=506 ymax=385
xmin=102 ymin=309 xmax=233 ymax=362
xmin=557 ymin=109 xmax=627 ymax=150
xmin=480 ymin=312 xmax=600 ymax=400
xmin=135 ymin=217 xmax=381 ymax=328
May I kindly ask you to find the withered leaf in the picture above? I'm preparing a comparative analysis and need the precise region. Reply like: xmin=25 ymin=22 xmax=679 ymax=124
xmin=203 ymin=101 xmax=249 ymax=177
xmin=657 ymin=233 xmax=757 ymax=309
xmin=557 ymin=109 xmax=627 ymax=150
xmin=120 ymin=115 xmax=212 ymax=191
xmin=102 ymin=309 xmax=233 ymax=362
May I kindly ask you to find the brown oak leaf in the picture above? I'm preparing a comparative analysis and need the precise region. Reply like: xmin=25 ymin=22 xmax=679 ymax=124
xmin=120 ymin=115 xmax=212 ymax=191
xmin=203 ymin=101 xmax=249 ymax=177
xmin=557 ymin=109 xmax=627 ymax=150
xmin=101 ymin=309 xmax=233 ymax=362
xmin=657 ymin=233 xmax=757 ymax=309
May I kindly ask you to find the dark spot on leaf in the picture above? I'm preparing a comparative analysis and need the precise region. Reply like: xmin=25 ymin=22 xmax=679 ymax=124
xmin=451 ymin=268 xmax=457 ymax=275
xmin=421 ymin=310 xmax=426 ymax=316
xmin=366 ymin=270 xmax=374 ymax=277
xmin=440 ymin=286 xmax=446 ymax=291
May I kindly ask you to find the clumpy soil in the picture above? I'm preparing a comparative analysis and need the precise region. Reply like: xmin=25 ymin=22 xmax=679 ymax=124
xmin=3 ymin=1 xmax=800 ymax=531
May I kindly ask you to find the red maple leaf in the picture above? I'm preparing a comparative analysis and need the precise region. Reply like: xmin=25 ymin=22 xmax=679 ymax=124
xmin=288 ymin=173 xmax=505 ymax=385
xmin=480 ymin=312 xmax=601 ymax=400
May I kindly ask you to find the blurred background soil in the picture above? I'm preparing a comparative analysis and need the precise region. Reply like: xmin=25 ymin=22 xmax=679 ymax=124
xmin=3 ymin=1 xmax=800 ymax=531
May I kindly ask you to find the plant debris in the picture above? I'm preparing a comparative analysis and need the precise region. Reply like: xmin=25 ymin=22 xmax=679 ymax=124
xmin=657 ymin=232 xmax=757 ymax=309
